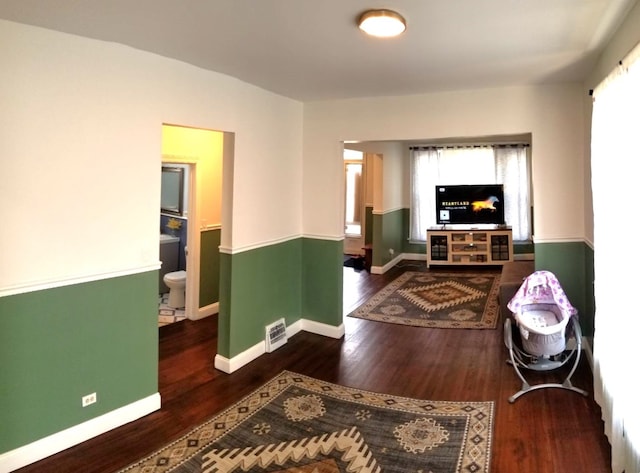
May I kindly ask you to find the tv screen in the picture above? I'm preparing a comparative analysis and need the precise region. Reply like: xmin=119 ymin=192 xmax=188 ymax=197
xmin=435 ymin=184 xmax=505 ymax=226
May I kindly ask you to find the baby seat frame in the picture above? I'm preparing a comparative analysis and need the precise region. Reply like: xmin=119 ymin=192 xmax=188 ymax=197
xmin=504 ymin=315 xmax=587 ymax=403
xmin=503 ymin=270 xmax=588 ymax=403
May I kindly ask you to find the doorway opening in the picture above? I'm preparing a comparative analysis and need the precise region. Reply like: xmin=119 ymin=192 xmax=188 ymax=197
xmin=160 ymin=124 xmax=225 ymax=327
xmin=159 ymin=163 xmax=191 ymax=326
xmin=343 ymin=148 xmax=365 ymax=257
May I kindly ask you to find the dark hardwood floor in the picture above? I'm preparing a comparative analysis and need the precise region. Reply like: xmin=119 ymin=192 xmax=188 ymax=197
xmin=16 ymin=261 xmax=611 ymax=472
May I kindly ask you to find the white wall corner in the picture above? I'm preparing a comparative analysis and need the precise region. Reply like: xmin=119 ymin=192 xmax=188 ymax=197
xmin=0 ymin=393 xmax=161 ymax=473
xmin=300 ymin=319 xmax=345 ymax=339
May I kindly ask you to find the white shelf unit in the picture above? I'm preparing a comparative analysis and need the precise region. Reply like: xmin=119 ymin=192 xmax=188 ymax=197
xmin=426 ymin=227 xmax=513 ymax=267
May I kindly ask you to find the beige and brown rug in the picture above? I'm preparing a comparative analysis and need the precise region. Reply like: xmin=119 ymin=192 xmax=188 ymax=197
xmin=119 ymin=371 xmax=494 ymax=473
xmin=348 ymin=271 xmax=501 ymax=329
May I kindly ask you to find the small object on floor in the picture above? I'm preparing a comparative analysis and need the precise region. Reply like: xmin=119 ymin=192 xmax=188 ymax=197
xmin=343 ymin=255 xmax=365 ymax=270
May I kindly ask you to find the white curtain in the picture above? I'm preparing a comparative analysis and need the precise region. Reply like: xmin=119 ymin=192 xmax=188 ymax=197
xmin=495 ymin=146 xmax=530 ymax=241
xmin=591 ymin=42 xmax=640 ymax=473
xmin=410 ymin=145 xmax=530 ymax=241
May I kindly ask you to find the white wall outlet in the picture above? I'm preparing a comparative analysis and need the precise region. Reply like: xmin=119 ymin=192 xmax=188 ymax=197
xmin=389 ymin=248 xmax=395 ymax=255
xmin=82 ymin=392 xmax=97 ymax=407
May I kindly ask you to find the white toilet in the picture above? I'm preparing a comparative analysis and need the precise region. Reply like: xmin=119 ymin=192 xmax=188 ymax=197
xmin=163 ymin=270 xmax=186 ymax=309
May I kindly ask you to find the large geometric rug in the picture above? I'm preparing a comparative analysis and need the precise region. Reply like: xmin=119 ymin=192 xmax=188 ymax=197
xmin=119 ymin=371 xmax=494 ymax=473
xmin=348 ymin=271 xmax=500 ymax=329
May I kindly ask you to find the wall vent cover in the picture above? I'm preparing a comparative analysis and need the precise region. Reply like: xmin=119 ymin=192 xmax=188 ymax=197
xmin=265 ymin=318 xmax=288 ymax=353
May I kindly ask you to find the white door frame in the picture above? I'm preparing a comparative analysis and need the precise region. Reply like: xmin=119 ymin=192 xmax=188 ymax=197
xmin=162 ymin=156 xmax=200 ymax=320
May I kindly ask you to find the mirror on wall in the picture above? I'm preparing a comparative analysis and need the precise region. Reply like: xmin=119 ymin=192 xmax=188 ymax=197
xmin=161 ymin=166 xmax=185 ymax=216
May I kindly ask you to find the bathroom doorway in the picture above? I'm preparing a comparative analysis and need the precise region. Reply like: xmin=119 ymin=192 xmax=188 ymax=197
xmin=159 ymin=163 xmax=191 ymax=326
xmin=343 ymin=148 xmax=366 ymax=257
xmin=160 ymin=124 xmax=225 ymax=326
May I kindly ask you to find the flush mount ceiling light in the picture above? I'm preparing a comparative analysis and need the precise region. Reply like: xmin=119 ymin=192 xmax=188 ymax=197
xmin=358 ymin=9 xmax=406 ymax=38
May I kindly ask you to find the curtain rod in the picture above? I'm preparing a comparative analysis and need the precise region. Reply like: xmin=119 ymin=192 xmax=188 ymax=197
xmin=409 ymin=143 xmax=530 ymax=150
xmin=589 ymin=60 xmax=623 ymax=96
xmin=590 ymin=39 xmax=640 ymax=96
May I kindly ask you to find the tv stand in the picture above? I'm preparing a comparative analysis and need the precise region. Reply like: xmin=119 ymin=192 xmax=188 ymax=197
xmin=426 ymin=227 xmax=513 ymax=268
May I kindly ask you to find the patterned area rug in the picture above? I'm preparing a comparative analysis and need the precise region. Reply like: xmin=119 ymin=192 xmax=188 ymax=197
xmin=119 ymin=371 xmax=493 ymax=473
xmin=349 ymin=271 xmax=500 ymax=329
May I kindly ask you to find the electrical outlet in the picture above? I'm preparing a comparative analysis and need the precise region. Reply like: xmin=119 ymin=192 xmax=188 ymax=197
xmin=82 ymin=392 xmax=97 ymax=407
xmin=389 ymin=248 xmax=395 ymax=255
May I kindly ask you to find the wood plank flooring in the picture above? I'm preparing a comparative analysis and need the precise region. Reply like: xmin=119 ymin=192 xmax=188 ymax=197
xmin=15 ymin=261 xmax=611 ymax=472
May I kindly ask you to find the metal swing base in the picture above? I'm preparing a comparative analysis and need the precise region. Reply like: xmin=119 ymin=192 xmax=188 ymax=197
xmin=504 ymin=316 xmax=589 ymax=403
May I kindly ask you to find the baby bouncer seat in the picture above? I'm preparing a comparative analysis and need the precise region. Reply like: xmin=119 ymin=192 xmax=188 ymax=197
xmin=503 ymin=270 xmax=588 ymax=403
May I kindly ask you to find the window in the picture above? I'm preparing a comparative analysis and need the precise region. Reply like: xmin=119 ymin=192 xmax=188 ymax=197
xmin=591 ymin=41 xmax=640 ymax=473
xmin=344 ymin=149 xmax=364 ymax=236
xmin=410 ymin=145 xmax=531 ymax=242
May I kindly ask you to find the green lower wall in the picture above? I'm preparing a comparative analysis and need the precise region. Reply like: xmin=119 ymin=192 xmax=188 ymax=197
xmin=0 ymin=272 xmax=158 ymax=453
xmin=534 ymin=241 xmax=595 ymax=338
xmin=218 ymin=239 xmax=303 ymax=358
xmin=364 ymin=206 xmax=373 ymax=245
xmin=217 ymin=237 xmax=343 ymax=359
xmin=200 ymin=229 xmax=221 ymax=307
xmin=302 ymin=237 xmax=343 ymax=325
xmin=372 ymin=209 xmax=405 ymax=267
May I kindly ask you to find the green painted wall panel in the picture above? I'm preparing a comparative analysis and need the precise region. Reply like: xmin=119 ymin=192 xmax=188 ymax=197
xmin=222 ymin=239 xmax=303 ymax=358
xmin=534 ymin=241 xmax=594 ymax=337
xmin=371 ymin=209 xmax=406 ymax=266
xmin=217 ymin=237 xmax=342 ymax=360
xmin=0 ymin=272 xmax=158 ymax=453
xmin=302 ymin=238 xmax=343 ymax=326
xmin=371 ymin=213 xmax=383 ymax=266
xmin=381 ymin=210 xmax=404 ymax=265
xmin=364 ymin=206 xmax=373 ymax=245
xmin=218 ymin=252 xmax=232 ymax=357
xmin=583 ymin=244 xmax=594 ymax=344
xmin=200 ymin=229 xmax=221 ymax=307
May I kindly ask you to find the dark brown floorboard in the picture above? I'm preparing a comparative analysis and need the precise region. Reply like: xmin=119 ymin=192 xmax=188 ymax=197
xmin=15 ymin=262 xmax=611 ymax=473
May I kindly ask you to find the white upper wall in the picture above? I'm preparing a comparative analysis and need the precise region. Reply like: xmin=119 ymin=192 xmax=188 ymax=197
xmin=303 ymin=85 xmax=585 ymax=243
xmin=0 ymin=19 xmax=303 ymax=294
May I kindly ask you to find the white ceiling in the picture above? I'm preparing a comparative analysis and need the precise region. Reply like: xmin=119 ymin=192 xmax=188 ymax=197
xmin=0 ymin=0 xmax=636 ymax=101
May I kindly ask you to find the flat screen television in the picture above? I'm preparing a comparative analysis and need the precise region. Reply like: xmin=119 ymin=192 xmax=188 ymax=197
xmin=435 ymin=184 xmax=505 ymax=226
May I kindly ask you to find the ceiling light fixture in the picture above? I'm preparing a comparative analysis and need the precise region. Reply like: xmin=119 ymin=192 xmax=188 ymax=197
xmin=358 ymin=9 xmax=406 ymax=38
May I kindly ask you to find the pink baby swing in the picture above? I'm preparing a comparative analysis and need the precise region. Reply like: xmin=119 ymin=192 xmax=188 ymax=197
xmin=503 ymin=270 xmax=588 ymax=403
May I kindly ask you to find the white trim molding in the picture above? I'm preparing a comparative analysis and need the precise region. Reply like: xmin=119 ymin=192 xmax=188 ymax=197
xmin=191 ymin=302 xmax=219 ymax=321
xmin=0 ymin=264 xmax=160 ymax=298
xmin=532 ymin=236 xmax=587 ymax=245
xmin=371 ymin=207 xmax=404 ymax=215
xmin=219 ymin=234 xmax=304 ymax=255
xmin=0 ymin=393 xmax=161 ymax=473
xmin=214 ymin=319 xmax=344 ymax=374
xmin=371 ymin=253 xmax=425 ymax=274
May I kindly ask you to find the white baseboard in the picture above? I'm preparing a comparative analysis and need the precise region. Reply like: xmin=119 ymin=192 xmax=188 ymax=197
xmin=300 ymin=319 xmax=344 ymax=339
xmin=214 ymin=318 xmax=344 ymax=374
xmin=371 ymin=253 xmax=425 ymax=274
xmin=0 ymin=393 xmax=161 ymax=473
xmin=190 ymin=302 xmax=219 ymax=321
